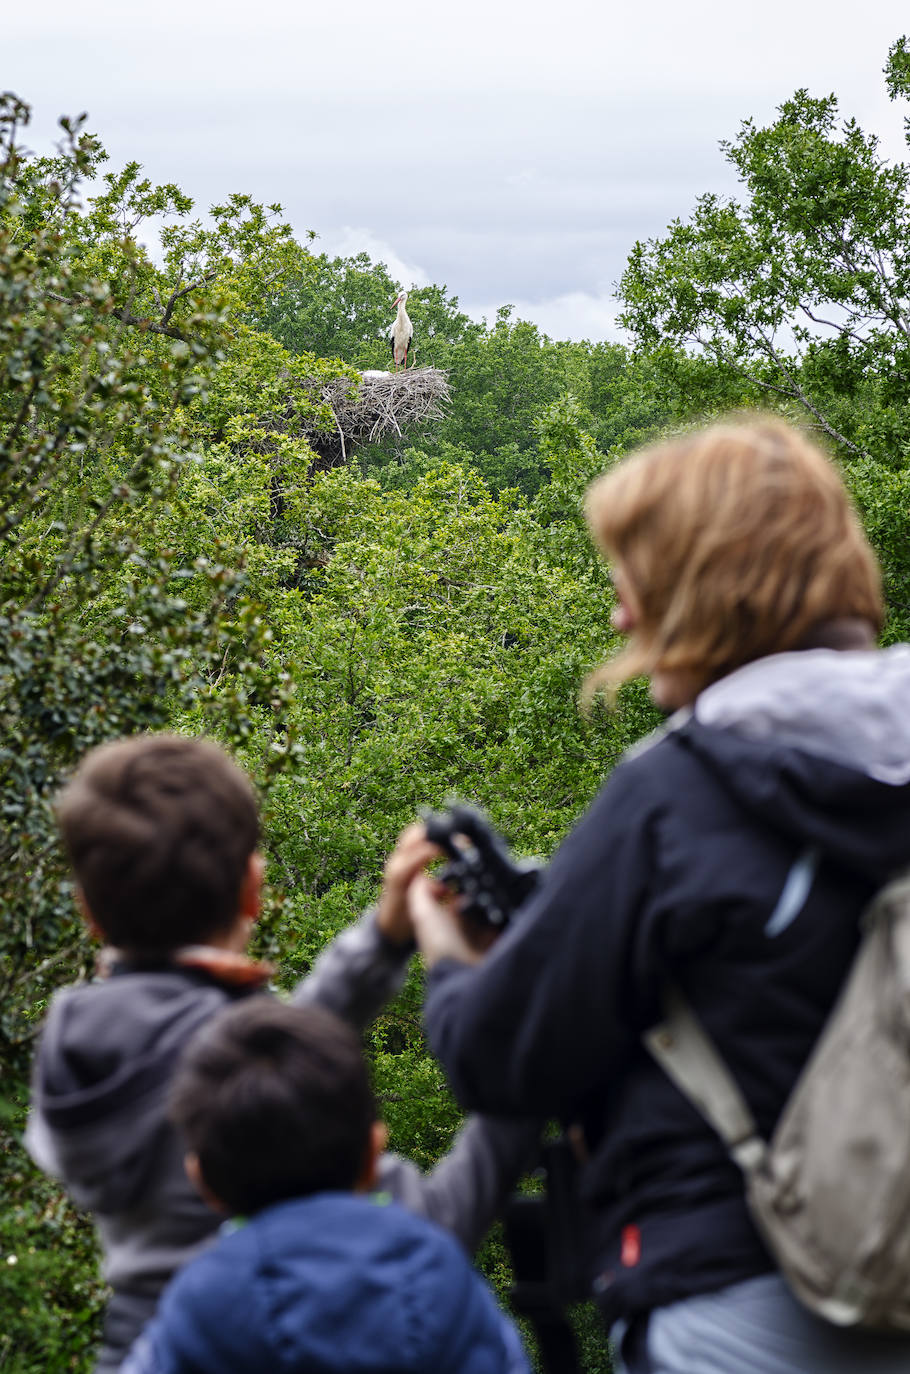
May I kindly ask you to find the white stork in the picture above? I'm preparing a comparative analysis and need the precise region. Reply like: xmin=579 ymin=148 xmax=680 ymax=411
xmin=389 ymin=291 xmax=413 ymax=370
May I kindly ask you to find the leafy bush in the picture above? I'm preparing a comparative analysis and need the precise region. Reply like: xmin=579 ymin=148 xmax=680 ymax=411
xmin=0 ymin=96 xmax=305 ymax=1369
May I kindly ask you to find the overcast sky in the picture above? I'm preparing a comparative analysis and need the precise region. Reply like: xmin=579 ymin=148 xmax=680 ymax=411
xmin=6 ymin=1 xmax=909 ymax=341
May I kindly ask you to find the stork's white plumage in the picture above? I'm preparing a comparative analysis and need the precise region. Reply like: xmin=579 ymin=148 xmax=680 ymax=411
xmin=389 ymin=291 xmax=413 ymax=370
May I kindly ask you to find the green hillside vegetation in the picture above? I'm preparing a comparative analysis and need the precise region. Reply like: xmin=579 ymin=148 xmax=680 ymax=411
xmin=2 ymin=38 xmax=909 ymax=1369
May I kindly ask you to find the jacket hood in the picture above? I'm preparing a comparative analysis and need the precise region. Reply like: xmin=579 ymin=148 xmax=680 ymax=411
xmin=154 ymin=1193 xmax=523 ymax=1374
xmin=678 ymin=646 xmax=910 ymax=882
xmin=694 ymin=646 xmax=910 ymax=785
xmin=28 ymin=971 xmax=229 ymax=1212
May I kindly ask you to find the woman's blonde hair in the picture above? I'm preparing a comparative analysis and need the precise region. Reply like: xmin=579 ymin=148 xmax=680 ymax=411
xmin=584 ymin=417 xmax=883 ymax=700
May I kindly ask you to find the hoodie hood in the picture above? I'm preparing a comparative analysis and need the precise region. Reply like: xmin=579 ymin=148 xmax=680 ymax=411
xmin=150 ymin=1193 xmax=525 ymax=1374
xmin=694 ymin=645 xmax=910 ymax=785
xmin=27 ymin=970 xmax=231 ymax=1212
xmin=677 ymin=646 xmax=910 ymax=884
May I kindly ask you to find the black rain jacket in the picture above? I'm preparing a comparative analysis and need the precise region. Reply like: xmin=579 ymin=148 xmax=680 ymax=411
xmin=423 ymin=647 xmax=910 ymax=1322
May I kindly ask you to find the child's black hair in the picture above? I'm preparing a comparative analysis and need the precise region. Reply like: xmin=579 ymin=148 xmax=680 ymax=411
xmin=169 ymin=999 xmax=376 ymax=1215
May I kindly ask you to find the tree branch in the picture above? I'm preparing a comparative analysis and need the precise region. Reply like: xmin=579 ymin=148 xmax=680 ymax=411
xmin=109 ymin=304 xmax=186 ymax=340
xmin=47 ymin=290 xmax=193 ymax=341
xmin=3 ymin=372 xmax=42 ymax=458
xmin=160 ymin=272 xmax=217 ymax=325
xmin=751 ymin=322 xmax=870 ymax=459
xmin=799 ymin=304 xmax=869 ymax=346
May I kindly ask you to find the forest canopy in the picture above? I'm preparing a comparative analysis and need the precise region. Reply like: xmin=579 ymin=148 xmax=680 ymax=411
xmin=2 ymin=37 xmax=909 ymax=1371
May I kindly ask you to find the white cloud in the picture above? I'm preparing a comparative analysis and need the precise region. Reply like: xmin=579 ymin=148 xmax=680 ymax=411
xmin=314 ymin=228 xmax=430 ymax=291
xmin=464 ymin=291 xmax=622 ymax=344
xmin=7 ymin=0 xmax=909 ymax=344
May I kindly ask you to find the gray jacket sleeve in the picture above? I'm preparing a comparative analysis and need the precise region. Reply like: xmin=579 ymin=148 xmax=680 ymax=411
xmin=24 ymin=1104 xmax=61 ymax=1177
xmin=376 ymin=1114 xmax=541 ymax=1253
xmin=290 ymin=907 xmax=414 ymax=1031
xmin=290 ymin=908 xmax=541 ymax=1251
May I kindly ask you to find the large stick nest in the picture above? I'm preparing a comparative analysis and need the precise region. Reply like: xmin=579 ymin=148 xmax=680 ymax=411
xmin=286 ymin=368 xmax=451 ymax=469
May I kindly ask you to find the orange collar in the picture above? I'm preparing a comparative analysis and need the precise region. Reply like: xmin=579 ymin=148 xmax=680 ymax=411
xmin=97 ymin=944 xmax=274 ymax=989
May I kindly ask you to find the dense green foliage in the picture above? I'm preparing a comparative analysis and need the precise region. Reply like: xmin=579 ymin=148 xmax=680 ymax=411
xmin=617 ymin=37 xmax=910 ymax=638
xmin=2 ymin=37 xmax=909 ymax=1371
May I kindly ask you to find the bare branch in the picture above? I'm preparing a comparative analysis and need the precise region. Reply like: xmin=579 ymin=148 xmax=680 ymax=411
xmin=47 ymin=290 xmax=193 ymax=341
xmin=109 ymin=303 xmax=187 ymax=341
xmin=884 ymin=306 xmax=910 ymax=342
xmin=160 ymin=272 xmax=217 ymax=326
xmin=751 ymin=322 xmax=870 ymax=459
xmin=799 ymin=304 xmax=869 ymax=346
xmin=738 ymin=373 xmax=801 ymax=401
xmin=8 ymin=939 xmax=87 ymax=995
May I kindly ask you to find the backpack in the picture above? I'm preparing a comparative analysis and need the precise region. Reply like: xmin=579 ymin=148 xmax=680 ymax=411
xmin=643 ymin=870 xmax=910 ymax=1332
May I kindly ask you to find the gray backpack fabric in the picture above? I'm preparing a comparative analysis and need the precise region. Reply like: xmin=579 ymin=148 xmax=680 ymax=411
xmin=644 ymin=871 xmax=910 ymax=1332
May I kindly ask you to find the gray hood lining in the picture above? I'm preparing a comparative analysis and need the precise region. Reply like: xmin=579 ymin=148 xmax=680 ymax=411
xmin=694 ymin=646 xmax=910 ymax=785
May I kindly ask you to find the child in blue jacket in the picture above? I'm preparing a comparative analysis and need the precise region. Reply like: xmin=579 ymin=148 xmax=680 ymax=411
xmin=122 ymin=997 xmax=529 ymax=1374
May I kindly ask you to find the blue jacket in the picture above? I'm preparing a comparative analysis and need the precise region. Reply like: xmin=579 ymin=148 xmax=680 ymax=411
xmin=123 ymin=1192 xmax=529 ymax=1374
xmin=423 ymin=647 xmax=910 ymax=1323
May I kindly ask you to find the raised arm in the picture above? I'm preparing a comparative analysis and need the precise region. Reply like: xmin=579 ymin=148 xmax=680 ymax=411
xmin=377 ymin=1114 xmax=541 ymax=1253
xmin=290 ymin=906 xmax=412 ymax=1029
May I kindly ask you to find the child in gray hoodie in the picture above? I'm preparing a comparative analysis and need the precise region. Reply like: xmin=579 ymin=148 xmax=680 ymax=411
xmin=26 ymin=735 xmax=536 ymax=1371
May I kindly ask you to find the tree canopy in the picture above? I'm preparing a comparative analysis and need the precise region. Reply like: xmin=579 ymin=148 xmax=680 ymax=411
xmin=617 ymin=38 xmax=910 ymax=637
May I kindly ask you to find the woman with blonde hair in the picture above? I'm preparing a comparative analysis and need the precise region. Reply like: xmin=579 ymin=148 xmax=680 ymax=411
xmin=407 ymin=419 xmax=910 ymax=1372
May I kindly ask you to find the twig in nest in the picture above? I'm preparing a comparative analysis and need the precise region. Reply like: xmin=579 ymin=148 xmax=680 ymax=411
xmin=291 ymin=368 xmax=450 ymax=450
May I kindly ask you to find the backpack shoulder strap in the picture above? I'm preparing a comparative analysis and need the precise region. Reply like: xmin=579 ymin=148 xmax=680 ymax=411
xmin=643 ymin=984 xmax=767 ymax=1173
